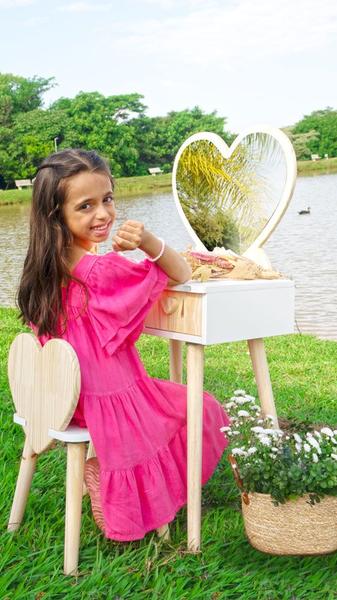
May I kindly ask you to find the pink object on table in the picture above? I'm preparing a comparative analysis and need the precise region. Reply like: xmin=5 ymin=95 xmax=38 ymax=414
xmin=37 ymin=252 xmax=229 ymax=541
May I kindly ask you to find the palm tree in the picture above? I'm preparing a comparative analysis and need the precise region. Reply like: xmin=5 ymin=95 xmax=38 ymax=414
xmin=176 ymin=133 xmax=285 ymax=253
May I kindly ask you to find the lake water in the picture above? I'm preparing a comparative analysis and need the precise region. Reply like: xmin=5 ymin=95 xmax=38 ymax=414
xmin=1 ymin=173 xmax=337 ymax=341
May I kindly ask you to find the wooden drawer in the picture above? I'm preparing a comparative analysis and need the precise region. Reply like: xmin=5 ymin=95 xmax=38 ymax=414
xmin=145 ymin=291 xmax=203 ymax=336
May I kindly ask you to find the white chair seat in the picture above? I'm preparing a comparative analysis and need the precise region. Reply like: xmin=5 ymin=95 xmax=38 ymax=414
xmin=13 ymin=413 xmax=91 ymax=443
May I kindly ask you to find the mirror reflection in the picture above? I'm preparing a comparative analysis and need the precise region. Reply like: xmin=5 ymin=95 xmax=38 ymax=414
xmin=175 ymin=132 xmax=288 ymax=254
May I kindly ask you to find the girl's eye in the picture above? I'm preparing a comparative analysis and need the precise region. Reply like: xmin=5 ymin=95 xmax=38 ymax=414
xmin=79 ymin=203 xmax=91 ymax=210
xmin=104 ymin=196 xmax=114 ymax=204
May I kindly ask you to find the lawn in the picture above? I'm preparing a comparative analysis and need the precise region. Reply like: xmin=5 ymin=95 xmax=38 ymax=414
xmin=1 ymin=307 xmax=337 ymax=599
xmin=0 ymin=174 xmax=172 ymax=207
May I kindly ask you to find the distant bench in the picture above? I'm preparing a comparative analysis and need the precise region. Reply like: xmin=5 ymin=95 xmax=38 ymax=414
xmin=310 ymin=154 xmax=320 ymax=161
xmin=15 ymin=179 xmax=33 ymax=189
xmin=148 ymin=167 xmax=163 ymax=176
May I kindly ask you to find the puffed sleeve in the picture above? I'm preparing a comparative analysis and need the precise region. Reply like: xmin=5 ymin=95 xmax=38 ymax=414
xmin=86 ymin=252 xmax=168 ymax=355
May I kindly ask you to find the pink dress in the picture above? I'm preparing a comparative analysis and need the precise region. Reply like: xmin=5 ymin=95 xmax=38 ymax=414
xmin=38 ymin=252 xmax=229 ymax=541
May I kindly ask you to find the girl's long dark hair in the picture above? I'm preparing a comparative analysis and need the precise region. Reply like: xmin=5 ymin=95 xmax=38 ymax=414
xmin=17 ymin=148 xmax=113 ymax=336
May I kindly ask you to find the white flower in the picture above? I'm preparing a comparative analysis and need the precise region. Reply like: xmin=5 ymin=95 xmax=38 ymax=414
xmin=258 ymin=435 xmax=271 ymax=446
xmin=237 ymin=410 xmax=250 ymax=417
xmin=232 ymin=431 xmax=240 ymax=435
xmin=331 ymin=454 xmax=337 ymax=461
xmin=314 ymin=431 xmax=322 ymax=439
xmin=304 ymin=443 xmax=311 ymax=453
xmin=293 ymin=433 xmax=302 ymax=444
xmin=220 ymin=426 xmax=230 ymax=432
xmin=251 ymin=405 xmax=260 ymax=411
xmin=271 ymin=447 xmax=278 ymax=452
xmin=307 ymin=435 xmax=321 ymax=452
xmin=321 ymin=427 xmax=334 ymax=438
xmin=232 ymin=448 xmax=247 ymax=456
xmin=251 ymin=426 xmax=265 ymax=434
xmin=247 ymin=447 xmax=257 ymax=455
xmin=235 ymin=397 xmax=251 ymax=405
xmin=264 ymin=428 xmax=282 ymax=437
xmin=312 ymin=453 xmax=319 ymax=463
xmin=295 ymin=443 xmax=302 ymax=453
xmin=225 ymin=402 xmax=235 ymax=409
xmin=245 ymin=395 xmax=256 ymax=402
xmin=234 ymin=389 xmax=246 ymax=396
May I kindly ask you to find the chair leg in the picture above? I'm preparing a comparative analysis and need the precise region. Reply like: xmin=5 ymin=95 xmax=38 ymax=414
xmin=64 ymin=442 xmax=86 ymax=576
xmin=157 ymin=524 xmax=170 ymax=540
xmin=8 ymin=437 xmax=37 ymax=532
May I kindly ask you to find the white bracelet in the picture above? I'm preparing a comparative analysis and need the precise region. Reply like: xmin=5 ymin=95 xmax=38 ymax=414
xmin=147 ymin=237 xmax=165 ymax=262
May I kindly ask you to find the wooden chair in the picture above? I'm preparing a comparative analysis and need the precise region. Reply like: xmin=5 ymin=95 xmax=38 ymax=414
xmin=7 ymin=332 xmax=169 ymax=576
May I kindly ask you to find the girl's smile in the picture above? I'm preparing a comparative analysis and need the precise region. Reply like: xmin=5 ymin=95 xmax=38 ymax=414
xmin=62 ymin=171 xmax=115 ymax=252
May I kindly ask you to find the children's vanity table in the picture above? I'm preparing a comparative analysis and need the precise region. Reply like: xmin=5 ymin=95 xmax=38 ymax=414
xmin=145 ymin=126 xmax=297 ymax=551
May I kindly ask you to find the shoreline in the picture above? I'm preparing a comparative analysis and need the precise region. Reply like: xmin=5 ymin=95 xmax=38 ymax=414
xmin=1 ymin=158 xmax=337 ymax=207
xmin=0 ymin=172 xmax=172 ymax=207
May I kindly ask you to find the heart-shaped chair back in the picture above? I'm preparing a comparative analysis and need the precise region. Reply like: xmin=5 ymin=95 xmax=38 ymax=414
xmin=8 ymin=333 xmax=81 ymax=454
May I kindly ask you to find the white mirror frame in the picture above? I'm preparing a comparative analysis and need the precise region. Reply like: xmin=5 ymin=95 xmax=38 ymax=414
xmin=172 ymin=126 xmax=297 ymax=255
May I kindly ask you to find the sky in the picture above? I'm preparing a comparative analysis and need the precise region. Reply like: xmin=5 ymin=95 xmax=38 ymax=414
xmin=0 ymin=0 xmax=336 ymax=134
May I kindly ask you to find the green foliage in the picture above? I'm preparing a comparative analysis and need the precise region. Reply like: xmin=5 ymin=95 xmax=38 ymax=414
xmin=0 ymin=74 xmax=231 ymax=186
xmin=132 ymin=106 xmax=228 ymax=175
xmin=225 ymin=391 xmax=337 ymax=505
xmin=0 ymin=73 xmax=54 ymax=126
xmin=292 ymin=107 xmax=337 ymax=159
xmin=283 ymin=126 xmax=320 ymax=160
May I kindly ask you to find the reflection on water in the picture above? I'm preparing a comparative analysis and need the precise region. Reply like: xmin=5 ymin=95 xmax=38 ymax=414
xmin=1 ymin=173 xmax=337 ymax=341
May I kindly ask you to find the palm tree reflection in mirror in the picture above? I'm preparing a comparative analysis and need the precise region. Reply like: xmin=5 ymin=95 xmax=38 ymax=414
xmin=176 ymin=133 xmax=286 ymax=254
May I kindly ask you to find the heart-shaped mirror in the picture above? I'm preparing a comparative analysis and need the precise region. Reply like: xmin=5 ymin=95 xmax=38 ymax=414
xmin=172 ymin=127 xmax=297 ymax=259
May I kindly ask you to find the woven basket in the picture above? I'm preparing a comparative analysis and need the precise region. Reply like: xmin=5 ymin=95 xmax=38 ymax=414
xmin=242 ymin=492 xmax=337 ymax=555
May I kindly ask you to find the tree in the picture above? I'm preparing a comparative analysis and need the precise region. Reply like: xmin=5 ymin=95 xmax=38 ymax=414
xmin=283 ymin=127 xmax=320 ymax=160
xmin=3 ymin=108 xmax=68 ymax=180
xmin=292 ymin=108 xmax=337 ymax=158
xmin=52 ymin=92 xmax=146 ymax=176
xmin=0 ymin=73 xmax=55 ymax=126
xmin=132 ymin=107 xmax=231 ymax=174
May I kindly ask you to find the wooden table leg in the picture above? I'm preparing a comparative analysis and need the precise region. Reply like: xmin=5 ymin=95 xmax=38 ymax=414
xmin=248 ymin=338 xmax=279 ymax=428
xmin=169 ymin=339 xmax=183 ymax=383
xmin=186 ymin=343 xmax=204 ymax=552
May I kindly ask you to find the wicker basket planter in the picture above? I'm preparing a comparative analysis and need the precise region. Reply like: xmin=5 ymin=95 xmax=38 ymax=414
xmin=242 ymin=492 xmax=337 ymax=555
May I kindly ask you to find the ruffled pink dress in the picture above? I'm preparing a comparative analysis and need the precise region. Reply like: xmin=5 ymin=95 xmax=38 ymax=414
xmin=37 ymin=252 xmax=229 ymax=541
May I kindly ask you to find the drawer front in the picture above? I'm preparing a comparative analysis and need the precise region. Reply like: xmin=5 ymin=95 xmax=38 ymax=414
xmin=145 ymin=291 xmax=203 ymax=335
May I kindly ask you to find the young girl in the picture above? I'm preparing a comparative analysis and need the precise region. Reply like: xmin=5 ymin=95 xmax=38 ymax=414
xmin=18 ymin=149 xmax=229 ymax=541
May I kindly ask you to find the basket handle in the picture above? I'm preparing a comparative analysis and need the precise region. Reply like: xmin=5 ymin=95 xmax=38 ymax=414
xmin=228 ymin=454 xmax=250 ymax=505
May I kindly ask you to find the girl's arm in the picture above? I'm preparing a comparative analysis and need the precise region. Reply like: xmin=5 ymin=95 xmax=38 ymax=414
xmin=112 ymin=221 xmax=192 ymax=285
xmin=140 ymin=230 xmax=191 ymax=285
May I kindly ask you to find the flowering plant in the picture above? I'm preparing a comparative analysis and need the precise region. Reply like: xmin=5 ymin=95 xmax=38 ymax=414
xmin=221 ymin=390 xmax=337 ymax=505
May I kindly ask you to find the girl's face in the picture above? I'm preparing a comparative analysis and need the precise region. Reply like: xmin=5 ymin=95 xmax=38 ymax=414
xmin=62 ymin=171 xmax=115 ymax=251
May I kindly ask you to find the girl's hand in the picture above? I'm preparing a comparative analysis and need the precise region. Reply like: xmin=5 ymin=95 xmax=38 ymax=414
xmin=113 ymin=224 xmax=192 ymax=285
xmin=112 ymin=220 xmax=145 ymax=252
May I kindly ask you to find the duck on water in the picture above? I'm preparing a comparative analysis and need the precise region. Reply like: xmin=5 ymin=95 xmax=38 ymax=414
xmin=298 ymin=207 xmax=311 ymax=215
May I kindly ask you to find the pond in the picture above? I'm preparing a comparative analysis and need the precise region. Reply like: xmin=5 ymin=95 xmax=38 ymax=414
xmin=1 ymin=173 xmax=337 ymax=341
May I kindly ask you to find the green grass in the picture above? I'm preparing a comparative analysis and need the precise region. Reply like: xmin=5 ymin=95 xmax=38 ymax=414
xmin=0 ymin=174 xmax=172 ymax=207
xmin=297 ymin=156 xmax=337 ymax=176
xmin=1 ymin=307 xmax=337 ymax=598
